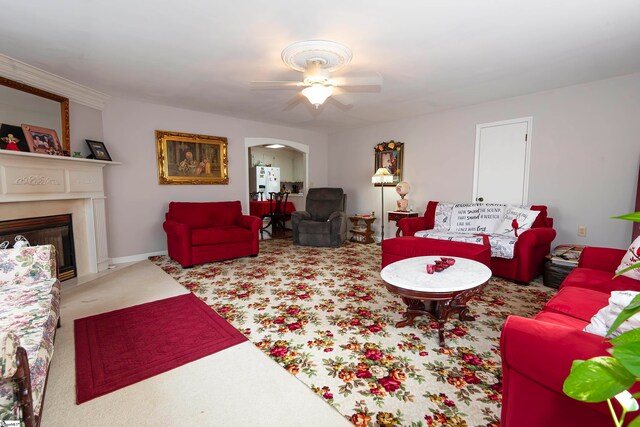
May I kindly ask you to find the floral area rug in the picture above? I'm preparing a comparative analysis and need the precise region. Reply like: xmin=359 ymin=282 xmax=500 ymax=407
xmin=150 ymin=240 xmax=555 ymax=427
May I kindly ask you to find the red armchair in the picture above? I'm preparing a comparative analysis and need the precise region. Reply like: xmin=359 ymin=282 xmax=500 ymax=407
xmin=163 ymin=201 xmax=261 ymax=267
xmin=500 ymin=246 xmax=640 ymax=427
xmin=398 ymin=201 xmax=556 ymax=283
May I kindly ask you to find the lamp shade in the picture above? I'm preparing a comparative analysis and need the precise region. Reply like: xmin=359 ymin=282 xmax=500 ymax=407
xmin=302 ymin=84 xmax=333 ymax=108
xmin=372 ymin=167 xmax=394 ymax=184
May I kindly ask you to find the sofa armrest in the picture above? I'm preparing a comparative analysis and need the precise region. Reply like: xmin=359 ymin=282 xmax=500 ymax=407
xmin=0 ymin=331 xmax=19 ymax=379
xmin=516 ymin=227 xmax=556 ymax=247
xmin=398 ymin=217 xmax=431 ymax=237
xmin=502 ymin=316 xmax=613 ymax=412
xmin=578 ymin=246 xmax=627 ymax=272
xmin=237 ymin=214 xmax=262 ymax=233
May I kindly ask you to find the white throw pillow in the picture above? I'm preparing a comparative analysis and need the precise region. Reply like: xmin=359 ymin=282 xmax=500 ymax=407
xmin=616 ymin=235 xmax=640 ymax=280
xmin=494 ymin=206 xmax=540 ymax=237
xmin=584 ymin=291 xmax=640 ymax=337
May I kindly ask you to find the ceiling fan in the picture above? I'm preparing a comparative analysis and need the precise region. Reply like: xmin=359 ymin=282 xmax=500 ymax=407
xmin=251 ymin=40 xmax=383 ymax=108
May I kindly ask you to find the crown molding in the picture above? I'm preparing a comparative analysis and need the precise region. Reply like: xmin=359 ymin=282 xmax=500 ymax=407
xmin=0 ymin=54 xmax=110 ymax=110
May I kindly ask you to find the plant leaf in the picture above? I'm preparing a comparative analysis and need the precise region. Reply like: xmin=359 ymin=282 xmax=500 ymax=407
xmin=614 ymin=262 xmax=640 ymax=279
xmin=613 ymin=342 xmax=640 ymax=377
xmin=563 ymin=357 xmax=636 ymax=402
xmin=607 ymin=294 xmax=640 ymax=336
xmin=630 ymin=417 xmax=640 ymax=427
xmin=612 ymin=212 xmax=640 ymax=222
xmin=612 ymin=328 xmax=640 ymax=346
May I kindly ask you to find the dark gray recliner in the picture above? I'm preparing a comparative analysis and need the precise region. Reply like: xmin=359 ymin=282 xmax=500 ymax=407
xmin=292 ymin=188 xmax=347 ymax=247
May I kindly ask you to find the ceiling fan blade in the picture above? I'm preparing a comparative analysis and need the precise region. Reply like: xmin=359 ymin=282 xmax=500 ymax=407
xmin=250 ymin=81 xmax=306 ymax=89
xmin=331 ymin=88 xmax=355 ymax=108
xmin=326 ymin=96 xmax=353 ymax=111
xmin=282 ymin=94 xmax=303 ymax=111
xmin=332 ymin=75 xmax=383 ymax=87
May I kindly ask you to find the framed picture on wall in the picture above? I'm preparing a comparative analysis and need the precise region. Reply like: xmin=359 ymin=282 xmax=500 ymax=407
xmin=155 ymin=130 xmax=229 ymax=185
xmin=374 ymin=140 xmax=404 ymax=186
xmin=21 ymin=124 xmax=63 ymax=155
xmin=85 ymin=140 xmax=112 ymax=161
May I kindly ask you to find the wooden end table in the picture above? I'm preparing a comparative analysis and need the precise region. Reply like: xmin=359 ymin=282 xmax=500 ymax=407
xmin=388 ymin=211 xmax=419 ymax=237
xmin=349 ymin=215 xmax=375 ymax=244
xmin=381 ymin=256 xmax=492 ymax=347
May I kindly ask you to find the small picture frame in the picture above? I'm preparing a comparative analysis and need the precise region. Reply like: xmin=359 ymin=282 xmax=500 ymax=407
xmin=0 ymin=123 xmax=30 ymax=152
xmin=21 ymin=124 xmax=63 ymax=155
xmin=85 ymin=139 xmax=112 ymax=161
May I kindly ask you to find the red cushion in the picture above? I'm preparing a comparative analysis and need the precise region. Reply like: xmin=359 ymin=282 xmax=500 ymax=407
xmin=542 ymin=287 xmax=609 ymax=322
xmin=534 ymin=311 xmax=590 ymax=330
xmin=423 ymin=201 xmax=438 ymax=230
xmin=191 ymin=225 xmax=253 ymax=246
xmin=167 ymin=201 xmax=241 ymax=228
xmin=561 ymin=268 xmax=640 ymax=293
xmin=530 ymin=205 xmax=549 ymax=228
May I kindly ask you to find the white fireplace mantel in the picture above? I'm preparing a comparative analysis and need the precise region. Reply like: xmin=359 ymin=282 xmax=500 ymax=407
xmin=0 ymin=150 xmax=120 ymax=274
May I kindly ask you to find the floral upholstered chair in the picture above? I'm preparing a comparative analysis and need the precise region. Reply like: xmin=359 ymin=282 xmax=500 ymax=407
xmin=0 ymin=245 xmax=61 ymax=427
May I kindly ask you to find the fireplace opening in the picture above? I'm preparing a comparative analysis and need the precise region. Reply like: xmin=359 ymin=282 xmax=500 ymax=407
xmin=0 ymin=214 xmax=76 ymax=281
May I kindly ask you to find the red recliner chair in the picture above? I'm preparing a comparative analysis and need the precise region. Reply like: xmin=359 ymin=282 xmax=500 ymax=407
xmin=163 ymin=201 xmax=261 ymax=267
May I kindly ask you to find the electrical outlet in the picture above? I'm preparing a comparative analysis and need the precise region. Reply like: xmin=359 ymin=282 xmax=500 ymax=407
xmin=577 ymin=225 xmax=587 ymax=237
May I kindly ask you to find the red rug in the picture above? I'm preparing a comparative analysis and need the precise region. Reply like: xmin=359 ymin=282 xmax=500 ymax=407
xmin=75 ymin=293 xmax=247 ymax=403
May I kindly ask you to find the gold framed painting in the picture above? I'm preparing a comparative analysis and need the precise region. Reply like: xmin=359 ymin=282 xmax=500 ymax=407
xmin=156 ymin=130 xmax=228 ymax=185
xmin=374 ymin=140 xmax=404 ymax=186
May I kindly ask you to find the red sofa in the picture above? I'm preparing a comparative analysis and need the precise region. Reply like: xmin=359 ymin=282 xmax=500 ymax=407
xmin=398 ymin=201 xmax=556 ymax=283
xmin=163 ymin=201 xmax=261 ymax=267
xmin=500 ymin=246 xmax=640 ymax=427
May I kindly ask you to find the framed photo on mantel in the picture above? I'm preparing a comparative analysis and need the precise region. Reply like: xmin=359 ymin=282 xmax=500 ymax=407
xmin=374 ymin=140 xmax=404 ymax=186
xmin=85 ymin=139 xmax=112 ymax=161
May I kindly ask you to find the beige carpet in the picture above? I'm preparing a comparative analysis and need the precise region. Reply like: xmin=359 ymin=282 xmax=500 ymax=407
xmin=43 ymin=260 xmax=349 ymax=426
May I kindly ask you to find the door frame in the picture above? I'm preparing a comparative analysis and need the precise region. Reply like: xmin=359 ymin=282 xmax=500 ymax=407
xmin=472 ymin=116 xmax=533 ymax=205
xmin=244 ymin=137 xmax=309 ymax=212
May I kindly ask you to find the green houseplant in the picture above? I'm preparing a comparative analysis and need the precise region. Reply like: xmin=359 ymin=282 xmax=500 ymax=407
xmin=563 ymin=212 xmax=640 ymax=427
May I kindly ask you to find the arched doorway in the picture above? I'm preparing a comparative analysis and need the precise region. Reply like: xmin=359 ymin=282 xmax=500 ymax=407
xmin=244 ymin=137 xmax=309 ymax=215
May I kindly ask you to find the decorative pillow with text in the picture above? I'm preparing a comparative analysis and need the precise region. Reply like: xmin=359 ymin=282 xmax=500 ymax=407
xmin=616 ymin=235 xmax=640 ymax=280
xmin=494 ymin=206 xmax=540 ymax=237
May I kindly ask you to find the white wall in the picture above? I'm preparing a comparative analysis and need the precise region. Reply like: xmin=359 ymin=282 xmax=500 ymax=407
xmin=102 ymin=97 xmax=328 ymax=259
xmin=328 ymin=73 xmax=640 ymax=249
xmin=69 ymin=102 xmax=104 ymax=156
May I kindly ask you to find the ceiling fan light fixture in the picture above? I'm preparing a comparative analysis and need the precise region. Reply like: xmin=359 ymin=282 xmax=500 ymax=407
xmin=302 ymin=84 xmax=333 ymax=108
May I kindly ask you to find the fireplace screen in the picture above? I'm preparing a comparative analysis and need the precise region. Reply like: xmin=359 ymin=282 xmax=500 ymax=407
xmin=0 ymin=214 xmax=76 ymax=281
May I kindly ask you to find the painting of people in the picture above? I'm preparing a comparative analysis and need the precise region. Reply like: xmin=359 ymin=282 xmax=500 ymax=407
xmin=156 ymin=130 xmax=228 ymax=185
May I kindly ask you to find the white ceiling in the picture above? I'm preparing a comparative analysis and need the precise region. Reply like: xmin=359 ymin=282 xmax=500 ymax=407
xmin=2 ymin=0 xmax=640 ymax=132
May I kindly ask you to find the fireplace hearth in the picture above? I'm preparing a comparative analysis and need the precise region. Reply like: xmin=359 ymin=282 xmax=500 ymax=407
xmin=0 ymin=214 xmax=76 ymax=281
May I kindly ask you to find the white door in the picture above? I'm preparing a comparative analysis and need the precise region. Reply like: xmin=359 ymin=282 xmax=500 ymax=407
xmin=473 ymin=117 xmax=532 ymax=205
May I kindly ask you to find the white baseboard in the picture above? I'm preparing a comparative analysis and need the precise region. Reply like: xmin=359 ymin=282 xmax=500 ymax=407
xmin=111 ymin=250 xmax=168 ymax=265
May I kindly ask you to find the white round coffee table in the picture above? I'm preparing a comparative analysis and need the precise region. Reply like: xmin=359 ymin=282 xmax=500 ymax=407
xmin=380 ymin=256 xmax=492 ymax=347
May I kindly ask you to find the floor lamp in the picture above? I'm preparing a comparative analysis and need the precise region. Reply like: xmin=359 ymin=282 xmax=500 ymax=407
xmin=372 ymin=167 xmax=394 ymax=244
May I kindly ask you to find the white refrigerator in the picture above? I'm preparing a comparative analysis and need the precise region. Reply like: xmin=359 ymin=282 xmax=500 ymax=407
xmin=250 ymin=166 xmax=280 ymax=196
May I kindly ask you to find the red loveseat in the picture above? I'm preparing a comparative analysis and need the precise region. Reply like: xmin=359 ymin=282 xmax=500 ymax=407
xmin=398 ymin=201 xmax=556 ymax=283
xmin=500 ymin=246 xmax=640 ymax=427
xmin=163 ymin=201 xmax=261 ymax=267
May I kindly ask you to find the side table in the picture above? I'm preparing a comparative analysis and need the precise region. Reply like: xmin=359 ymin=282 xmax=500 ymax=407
xmin=388 ymin=211 xmax=419 ymax=237
xmin=349 ymin=215 xmax=376 ymax=244
xmin=543 ymin=245 xmax=585 ymax=288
